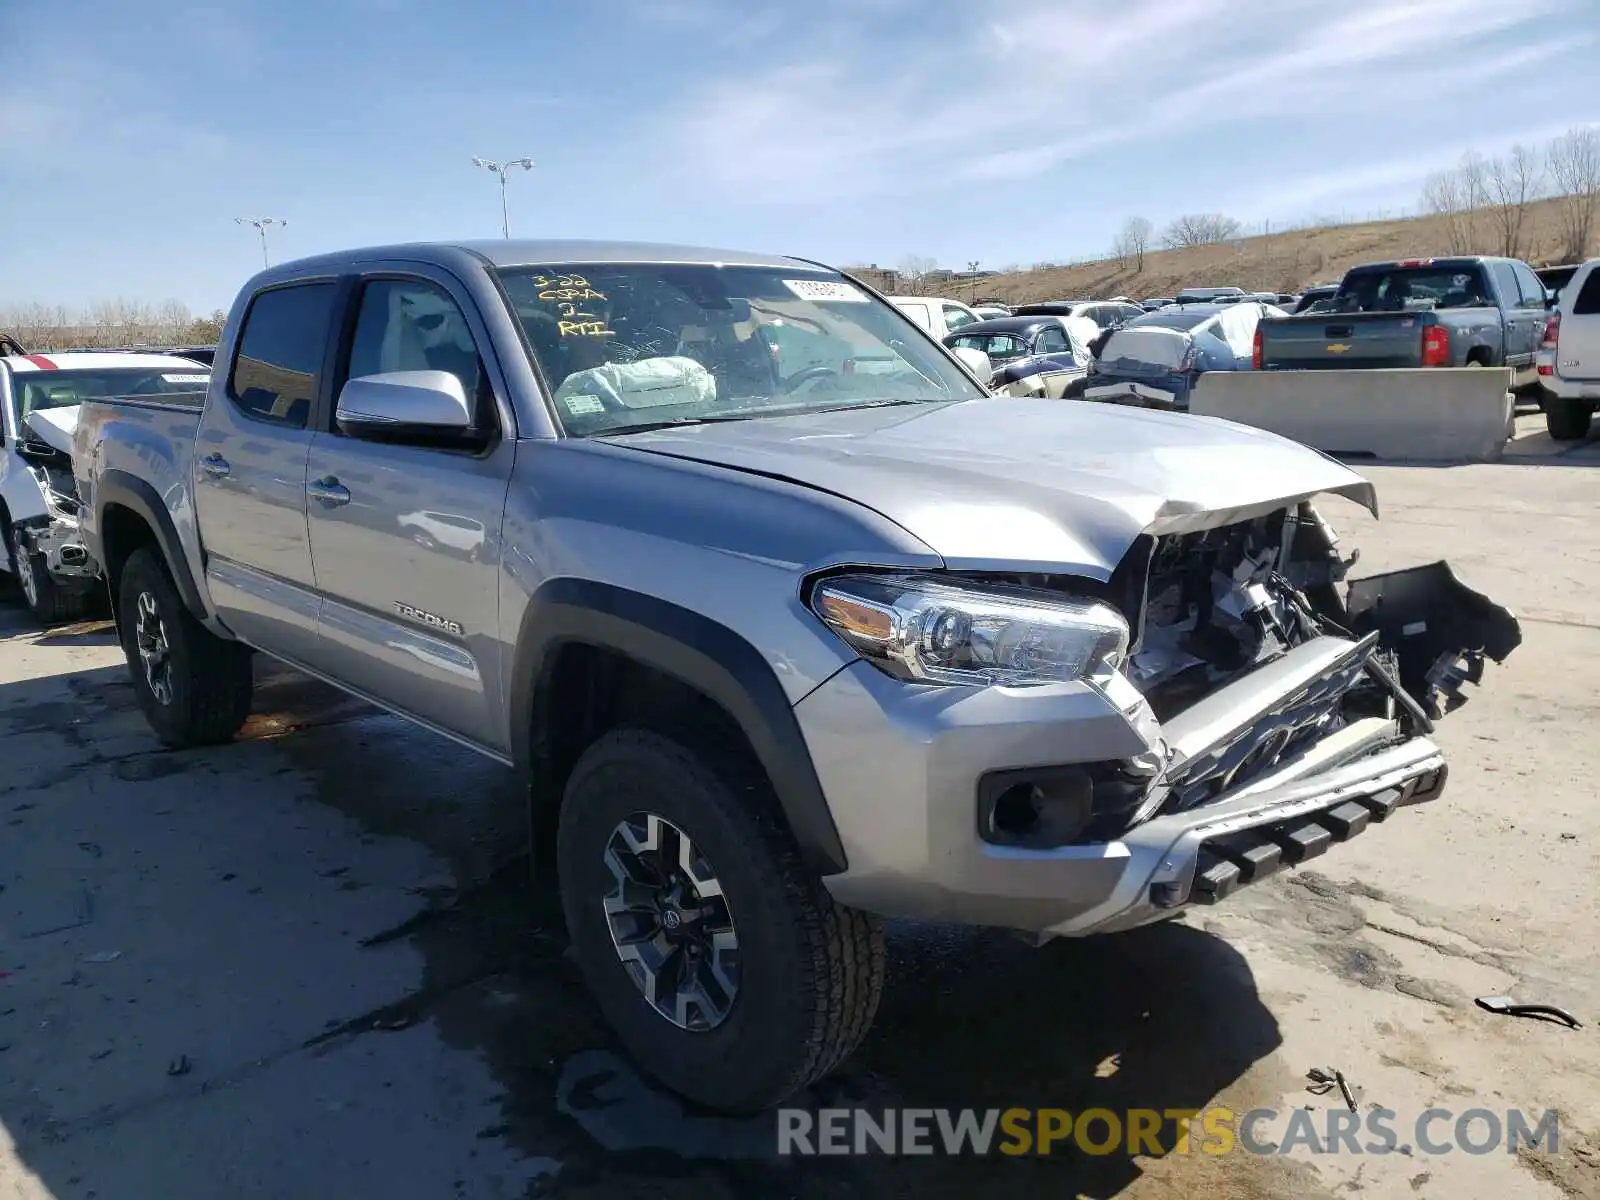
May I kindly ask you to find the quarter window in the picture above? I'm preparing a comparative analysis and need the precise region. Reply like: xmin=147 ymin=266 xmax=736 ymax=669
xmin=227 ymin=283 xmax=337 ymax=428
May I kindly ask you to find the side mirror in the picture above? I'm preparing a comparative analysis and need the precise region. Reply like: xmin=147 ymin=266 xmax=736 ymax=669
xmin=335 ymin=370 xmax=478 ymax=446
xmin=951 ymin=346 xmax=993 ymax=382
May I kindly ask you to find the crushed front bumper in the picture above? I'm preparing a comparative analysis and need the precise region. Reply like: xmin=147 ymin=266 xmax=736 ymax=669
xmin=799 ymin=634 xmax=1451 ymax=939
xmin=18 ymin=515 xmax=101 ymax=587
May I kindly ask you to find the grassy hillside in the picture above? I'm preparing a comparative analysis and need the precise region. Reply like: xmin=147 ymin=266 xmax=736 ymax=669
xmin=964 ymin=196 xmax=1585 ymax=304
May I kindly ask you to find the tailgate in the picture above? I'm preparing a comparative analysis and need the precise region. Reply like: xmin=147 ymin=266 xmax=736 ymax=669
xmin=1261 ymin=313 xmax=1425 ymax=370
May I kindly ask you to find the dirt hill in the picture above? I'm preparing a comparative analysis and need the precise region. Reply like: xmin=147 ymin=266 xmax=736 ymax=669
xmin=958 ymin=197 xmax=1585 ymax=305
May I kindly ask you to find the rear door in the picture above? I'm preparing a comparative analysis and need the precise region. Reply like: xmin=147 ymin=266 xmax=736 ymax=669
xmin=192 ymin=281 xmax=336 ymax=661
xmin=303 ymin=267 xmax=516 ymax=755
xmin=1029 ymin=323 xmax=1081 ymax=396
xmin=1559 ymin=266 xmax=1600 ymax=383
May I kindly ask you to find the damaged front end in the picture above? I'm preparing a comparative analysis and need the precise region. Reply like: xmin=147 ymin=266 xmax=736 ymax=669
xmin=13 ymin=436 xmax=100 ymax=588
xmin=1048 ymin=499 xmax=1519 ymax=927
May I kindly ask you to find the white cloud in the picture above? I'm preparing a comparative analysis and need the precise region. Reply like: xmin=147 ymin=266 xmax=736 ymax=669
xmin=643 ymin=0 xmax=1579 ymax=204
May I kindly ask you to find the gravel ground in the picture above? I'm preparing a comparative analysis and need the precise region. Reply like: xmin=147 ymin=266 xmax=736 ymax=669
xmin=2 ymin=416 xmax=1597 ymax=1199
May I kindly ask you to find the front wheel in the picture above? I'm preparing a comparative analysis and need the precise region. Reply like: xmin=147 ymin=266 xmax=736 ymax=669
xmin=557 ymin=729 xmax=885 ymax=1113
xmin=1546 ymin=397 xmax=1593 ymax=441
xmin=116 ymin=546 xmax=254 ymax=746
xmin=7 ymin=524 xmax=88 ymax=624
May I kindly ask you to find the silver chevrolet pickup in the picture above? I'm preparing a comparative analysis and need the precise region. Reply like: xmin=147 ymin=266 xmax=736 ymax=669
xmin=72 ymin=239 xmax=1520 ymax=1113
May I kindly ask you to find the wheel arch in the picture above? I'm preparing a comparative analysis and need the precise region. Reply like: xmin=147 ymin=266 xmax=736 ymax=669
xmin=509 ymin=578 xmax=848 ymax=877
xmin=95 ymin=470 xmax=207 ymax=621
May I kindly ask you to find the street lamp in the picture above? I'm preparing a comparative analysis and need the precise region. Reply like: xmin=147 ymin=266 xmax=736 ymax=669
xmin=967 ymin=260 xmax=981 ymax=302
xmin=235 ymin=217 xmax=287 ymax=268
xmin=470 ymin=156 xmax=535 ymax=239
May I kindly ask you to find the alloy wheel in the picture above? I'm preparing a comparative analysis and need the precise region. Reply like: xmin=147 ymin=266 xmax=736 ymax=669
xmin=13 ymin=537 xmax=39 ymax=608
xmin=135 ymin=590 xmax=174 ymax=706
xmin=601 ymin=812 xmax=740 ymax=1031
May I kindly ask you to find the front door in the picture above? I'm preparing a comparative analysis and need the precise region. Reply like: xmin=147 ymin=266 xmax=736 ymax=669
xmin=303 ymin=270 xmax=515 ymax=754
xmin=191 ymin=281 xmax=336 ymax=661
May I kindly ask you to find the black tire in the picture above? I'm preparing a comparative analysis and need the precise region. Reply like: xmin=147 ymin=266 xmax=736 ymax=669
xmin=1546 ymin=397 xmax=1593 ymax=441
xmin=7 ymin=524 xmax=88 ymax=624
xmin=1062 ymin=376 xmax=1089 ymax=400
xmin=116 ymin=546 xmax=253 ymax=747
xmin=557 ymin=729 xmax=885 ymax=1113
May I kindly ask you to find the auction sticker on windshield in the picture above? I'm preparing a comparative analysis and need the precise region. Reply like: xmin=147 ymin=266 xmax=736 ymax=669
xmin=783 ymin=279 xmax=869 ymax=303
xmin=162 ymin=373 xmax=210 ymax=384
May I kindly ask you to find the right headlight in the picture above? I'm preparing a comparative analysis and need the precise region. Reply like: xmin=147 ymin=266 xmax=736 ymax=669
xmin=810 ymin=572 xmax=1129 ymax=687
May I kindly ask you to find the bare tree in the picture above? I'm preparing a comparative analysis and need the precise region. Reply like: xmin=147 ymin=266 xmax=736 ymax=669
xmin=1420 ymin=166 xmax=1476 ymax=254
xmin=1160 ymin=213 xmax=1241 ymax=249
xmin=1482 ymin=145 xmax=1543 ymax=260
xmin=1112 ymin=215 xmax=1154 ymax=270
xmin=1548 ymin=126 xmax=1600 ymax=262
xmin=896 ymin=254 xmax=938 ymax=289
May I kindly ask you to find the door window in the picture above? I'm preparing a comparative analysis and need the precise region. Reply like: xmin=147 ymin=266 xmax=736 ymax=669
xmin=227 ymin=283 xmax=337 ymax=428
xmin=1035 ymin=325 xmax=1070 ymax=354
xmin=942 ymin=304 xmax=979 ymax=333
xmin=1511 ymin=263 xmax=1547 ymax=310
xmin=1488 ymin=263 xmax=1521 ymax=309
xmin=341 ymin=278 xmax=494 ymax=435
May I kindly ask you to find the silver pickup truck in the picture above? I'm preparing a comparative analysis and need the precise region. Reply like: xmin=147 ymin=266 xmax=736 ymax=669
xmin=73 ymin=239 xmax=1520 ymax=1113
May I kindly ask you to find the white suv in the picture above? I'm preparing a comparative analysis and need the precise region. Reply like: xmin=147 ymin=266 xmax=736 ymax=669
xmin=1537 ymin=258 xmax=1600 ymax=440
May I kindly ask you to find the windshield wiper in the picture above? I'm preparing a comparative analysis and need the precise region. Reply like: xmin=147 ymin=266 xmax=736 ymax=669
xmin=594 ymin=413 xmax=761 ymax=436
xmin=797 ymin=397 xmax=945 ymax=416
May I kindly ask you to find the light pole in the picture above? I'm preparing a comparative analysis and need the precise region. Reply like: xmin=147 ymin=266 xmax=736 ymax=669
xmin=967 ymin=260 xmax=981 ymax=302
xmin=235 ymin=217 xmax=287 ymax=268
xmin=470 ymin=156 xmax=535 ymax=239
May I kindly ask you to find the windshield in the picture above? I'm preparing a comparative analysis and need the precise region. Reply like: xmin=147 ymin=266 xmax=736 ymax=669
xmin=497 ymin=263 xmax=983 ymax=435
xmin=1333 ymin=267 xmax=1490 ymax=312
xmin=10 ymin=366 xmax=209 ymax=422
xmin=949 ymin=332 xmax=1028 ymax=363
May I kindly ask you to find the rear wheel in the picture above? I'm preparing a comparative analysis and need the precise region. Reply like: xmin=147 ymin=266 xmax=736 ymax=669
xmin=6 ymin=524 xmax=88 ymax=624
xmin=116 ymin=546 xmax=253 ymax=746
xmin=1062 ymin=377 xmax=1089 ymax=400
xmin=1546 ymin=397 xmax=1593 ymax=441
xmin=557 ymin=729 xmax=885 ymax=1112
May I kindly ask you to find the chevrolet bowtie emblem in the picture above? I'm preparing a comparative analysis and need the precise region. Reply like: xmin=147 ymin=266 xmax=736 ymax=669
xmin=1327 ymin=343 xmax=1351 ymax=354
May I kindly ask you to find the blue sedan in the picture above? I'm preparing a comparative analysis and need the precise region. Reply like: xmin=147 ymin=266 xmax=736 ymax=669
xmin=1079 ymin=301 xmax=1285 ymax=410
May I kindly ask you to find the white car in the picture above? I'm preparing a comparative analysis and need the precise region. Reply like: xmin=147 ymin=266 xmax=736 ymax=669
xmin=1536 ymin=257 xmax=1600 ymax=440
xmin=0 ymin=348 xmax=210 ymax=621
xmin=889 ymin=296 xmax=985 ymax=336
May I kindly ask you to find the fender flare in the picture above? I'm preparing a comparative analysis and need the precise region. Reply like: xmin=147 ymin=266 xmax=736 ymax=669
xmin=95 ymin=469 xmax=207 ymax=619
xmin=509 ymin=577 xmax=848 ymax=876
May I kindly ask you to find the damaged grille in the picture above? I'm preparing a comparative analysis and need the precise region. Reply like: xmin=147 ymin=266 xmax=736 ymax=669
xmin=1162 ymin=633 xmax=1378 ymax=810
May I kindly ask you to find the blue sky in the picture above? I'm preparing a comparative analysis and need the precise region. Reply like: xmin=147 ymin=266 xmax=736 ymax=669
xmin=1 ymin=0 xmax=1596 ymax=312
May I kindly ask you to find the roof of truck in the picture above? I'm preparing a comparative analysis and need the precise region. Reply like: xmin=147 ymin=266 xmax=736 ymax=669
xmin=1 ymin=350 xmax=209 ymax=373
xmin=262 ymin=239 xmax=816 ymax=276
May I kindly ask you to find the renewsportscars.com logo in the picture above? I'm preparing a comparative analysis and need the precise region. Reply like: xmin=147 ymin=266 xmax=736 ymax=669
xmin=776 ymin=1106 xmax=1561 ymax=1158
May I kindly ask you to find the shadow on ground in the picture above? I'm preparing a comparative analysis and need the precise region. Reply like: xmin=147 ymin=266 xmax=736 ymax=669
xmin=0 ymin=627 xmax=1284 ymax=1199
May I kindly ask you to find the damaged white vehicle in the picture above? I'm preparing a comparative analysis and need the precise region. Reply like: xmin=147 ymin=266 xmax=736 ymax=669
xmin=0 ymin=349 xmax=209 ymax=622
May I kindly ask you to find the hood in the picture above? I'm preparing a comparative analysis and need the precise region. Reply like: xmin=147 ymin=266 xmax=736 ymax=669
xmin=24 ymin=405 xmax=78 ymax=456
xmin=607 ymin=397 xmax=1376 ymax=579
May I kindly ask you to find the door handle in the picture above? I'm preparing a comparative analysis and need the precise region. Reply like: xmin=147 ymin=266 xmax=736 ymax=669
xmin=199 ymin=453 xmax=230 ymax=479
xmin=307 ymin=476 xmax=351 ymax=507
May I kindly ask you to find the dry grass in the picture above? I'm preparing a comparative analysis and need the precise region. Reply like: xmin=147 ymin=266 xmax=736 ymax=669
xmin=964 ymin=197 xmax=1587 ymax=305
